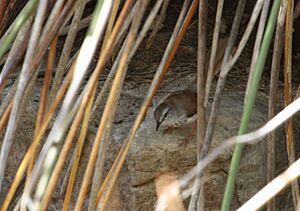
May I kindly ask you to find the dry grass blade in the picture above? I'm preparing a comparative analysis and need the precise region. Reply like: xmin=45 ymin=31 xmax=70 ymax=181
xmin=39 ymin=92 xmax=84 ymax=210
xmin=89 ymin=1 xmax=166 ymax=208
xmin=284 ymin=0 xmax=299 ymax=208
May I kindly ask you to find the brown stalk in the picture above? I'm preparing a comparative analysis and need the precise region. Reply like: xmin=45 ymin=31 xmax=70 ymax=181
xmin=145 ymin=0 xmax=170 ymax=48
xmin=25 ymin=36 xmax=58 ymax=186
xmin=36 ymin=0 xmax=134 ymax=209
xmin=40 ymin=83 xmax=95 ymax=211
xmin=0 ymin=0 xmax=8 ymax=26
xmin=0 ymin=100 xmax=12 ymax=134
xmin=31 ymin=0 xmax=133 ymax=206
xmin=88 ymin=2 xmax=122 ymax=209
xmin=75 ymin=2 xmax=146 ymax=210
xmin=188 ymin=0 xmax=207 ymax=210
xmin=0 ymin=78 xmax=17 ymax=119
xmin=267 ymin=2 xmax=286 ymax=211
xmin=58 ymin=15 xmax=92 ymax=36
xmin=90 ymin=1 xmax=143 ymax=116
xmin=89 ymin=1 xmax=166 ymax=208
xmin=284 ymin=0 xmax=299 ymax=209
xmin=49 ymin=0 xmax=87 ymax=103
xmin=100 ymin=0 xmax=120 ymax=53
xmin=0 ymin=63 xmax=75 ymax=211
xmin=95 ymin=0 xmax=197 ymax=208
xmin=0 ymin=16 xmax=32 ymax=92
xmin=62 ymin=88 xmax=96 ymax=211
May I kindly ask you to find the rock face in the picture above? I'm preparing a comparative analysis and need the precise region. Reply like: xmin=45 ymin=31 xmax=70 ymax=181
xmin=112 ymin=91 xmax=269 ymax=211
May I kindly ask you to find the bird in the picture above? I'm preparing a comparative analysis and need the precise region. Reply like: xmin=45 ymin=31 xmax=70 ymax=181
xmin=154 ymin=90 xmax=197 ymax=133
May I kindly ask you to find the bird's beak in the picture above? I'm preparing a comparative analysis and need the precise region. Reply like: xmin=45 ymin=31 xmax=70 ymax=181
xmin=156 ymin=122 xmax=161 ymax=131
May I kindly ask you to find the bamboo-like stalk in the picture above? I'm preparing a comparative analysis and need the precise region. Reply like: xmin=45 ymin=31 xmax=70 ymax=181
xmin=284 ymin=0 xmax=299 ymax=209
xmin=267 ymin=2 xmax=286 ymax=211
xmin=221 ymin=1 xmax=281 ymax=210
xmin=32 ymin=0 xmax=135 ymax=209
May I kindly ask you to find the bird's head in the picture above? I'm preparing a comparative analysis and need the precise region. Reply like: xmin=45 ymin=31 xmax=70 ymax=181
xmin=154 ymin=103 xmax=172 ymax=131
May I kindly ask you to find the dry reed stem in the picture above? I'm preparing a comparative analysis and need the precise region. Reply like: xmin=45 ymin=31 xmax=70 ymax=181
xmin=188 ymin=0 xmax=207 ymax=210
xmin=204 ymin=0 xmax=224 ymax=106
xmin=26 ymin=36 xmax=58 ymax=186
xmin=49 ymin=0 xmax=87 ymax=102
xmin=267 ymin=2 xmax=286 ymax=210
xmin=284 ymin=0 xmax=299 ymax=208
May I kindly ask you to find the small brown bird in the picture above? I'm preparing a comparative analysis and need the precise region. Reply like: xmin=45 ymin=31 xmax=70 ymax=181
xmin=154 ymin=90 xmax=197 ymax=132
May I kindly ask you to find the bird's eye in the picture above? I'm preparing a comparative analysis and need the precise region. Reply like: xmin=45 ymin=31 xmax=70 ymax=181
xmin=164 ymin=112 xmax=168 ymax=117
